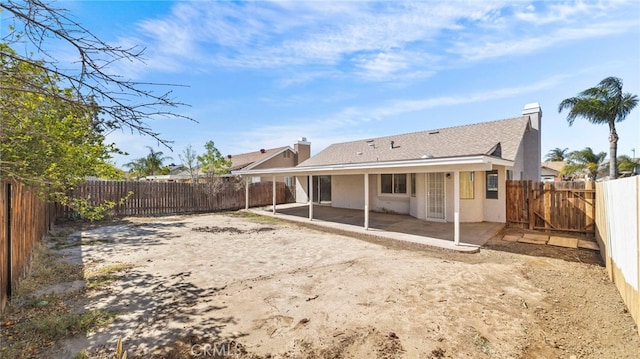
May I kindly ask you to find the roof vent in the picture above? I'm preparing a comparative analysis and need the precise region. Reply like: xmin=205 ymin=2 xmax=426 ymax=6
xmin=227 ymin=154 xmax=232 ymax=159
xmin=421 ymin=154 xmax=434 ymax=159
xmin=429 ymin=131 xmax=439 ymax=135
xmin=390 ymin=140 xmax=400 ymax=149
xmin=356 ymin=151 xmax=363 ymax=156
xmin=260 ymin=149 xmax=266 ymax=153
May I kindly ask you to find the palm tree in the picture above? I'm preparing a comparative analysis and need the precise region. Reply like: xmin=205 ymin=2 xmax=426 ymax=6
xmin=124 ymin=146 xmax=172 ymax=178
xmin=615 ymin=155 xmax=639 ymax=173
xmin=123 ymin=157 xmax=147 ymax=179
xmin=545 ymin=147 xmax=569 ymax=162
xmin=562 ymin=147 xmax=607 ymax=181
xmin=558 ymin=76 xmax=638 ymax=179
xmin=143 ymin=146 xmax=172 ymax=176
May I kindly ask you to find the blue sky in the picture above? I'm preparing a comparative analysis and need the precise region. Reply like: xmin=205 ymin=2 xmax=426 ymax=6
xmin=42 ymin=1 xmax=640 ymax=166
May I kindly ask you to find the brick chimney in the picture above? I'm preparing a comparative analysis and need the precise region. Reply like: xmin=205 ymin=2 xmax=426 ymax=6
xmin=294 ymin=137 xmax=311 ymax=165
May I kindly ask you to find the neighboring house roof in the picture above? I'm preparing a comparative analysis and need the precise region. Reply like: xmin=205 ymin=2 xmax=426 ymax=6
xmin=228 ymin=146 xmax=292 ymax=171
xmin=143 ymin=174 xmax=190 ymax=181
xmin=298 ymin=116 xmax=530 ymax=167
xmin=167 ymin=164 xmax=186 ymax=175
xmin=541 ymin=161 xmax=566 ymax=175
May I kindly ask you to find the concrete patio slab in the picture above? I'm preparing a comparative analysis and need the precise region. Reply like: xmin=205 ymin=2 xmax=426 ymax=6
xmin=248 ymin=204 xmax=504 ymax=253
xmin=548 ymin=236 xmax=579 ymax=248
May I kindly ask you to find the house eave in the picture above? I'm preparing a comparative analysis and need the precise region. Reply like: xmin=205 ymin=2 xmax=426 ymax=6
xmin=243 ymin=146 xmax=294 ymax=171
xmin=233 ymin=155 xmax=514 ymax=177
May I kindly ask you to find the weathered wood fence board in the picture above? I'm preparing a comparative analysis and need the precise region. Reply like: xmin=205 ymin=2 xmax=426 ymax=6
xmin=1 ymin=179 xmax=290 ymax=311
xmin=506 ymin=180 xmax=596 ymax=237
xmin=0 ymin=180 xmax=56 ymax=312
xmin=61 ymin=180 xmax=290 ymax=218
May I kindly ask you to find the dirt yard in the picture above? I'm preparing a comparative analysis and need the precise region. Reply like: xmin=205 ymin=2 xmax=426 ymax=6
xmin=12 ymin=212 xmax=640 ymax=358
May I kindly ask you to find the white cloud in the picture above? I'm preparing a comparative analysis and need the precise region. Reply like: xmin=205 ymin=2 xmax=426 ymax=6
xmin=514 ymin=0 xmax=614 ymax=25
xmin=108 ymin=0 xmax=638 ymax=84
xmin=453 ymin=19 xmax=637 ymax=62
xmin=113 ymin=1 xmax=507 ymax=78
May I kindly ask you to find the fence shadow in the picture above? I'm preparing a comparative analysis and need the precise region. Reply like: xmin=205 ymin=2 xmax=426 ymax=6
xmin=49 ymin=218 xmax=247 ymax=357
xmin=56 ymin=269 xmax=244 ymax=357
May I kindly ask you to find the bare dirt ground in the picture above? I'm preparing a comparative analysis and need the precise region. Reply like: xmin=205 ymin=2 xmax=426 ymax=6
xmin=8 ymin=211 xmax=640 ymax=358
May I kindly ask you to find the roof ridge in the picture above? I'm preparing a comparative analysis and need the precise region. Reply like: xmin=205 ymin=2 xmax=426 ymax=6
xmin=332 ymin=116 xmax=528 ymax=146
xmin=231 ymin=145 xmax=289 ymax=157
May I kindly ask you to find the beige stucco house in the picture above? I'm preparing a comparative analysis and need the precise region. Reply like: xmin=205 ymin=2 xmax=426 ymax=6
xmin=227 ymin=138 xmax=310 ymax=183
xmin=144 ymin=139 xmax=311 ymax=183
xmin=541 ymin=161 xmax=566 ymax=182
xmin=235 ymin=103 xmax=542 ymax=244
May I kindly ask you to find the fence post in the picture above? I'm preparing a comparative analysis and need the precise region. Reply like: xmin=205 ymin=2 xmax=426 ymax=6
xmin=585 ymin=181 xmax=595 ymax=234
xmin=544 ymin=182 xmax=552 ymax=232
xmin=528 ymin=180 xmax=534 ymax=230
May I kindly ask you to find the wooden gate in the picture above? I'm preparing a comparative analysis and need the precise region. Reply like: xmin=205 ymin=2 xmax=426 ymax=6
xmin=506 ymin=180 xmax=596 ymax=237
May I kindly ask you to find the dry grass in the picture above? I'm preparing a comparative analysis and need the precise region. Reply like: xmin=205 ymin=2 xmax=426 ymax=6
xmin=0 ymin=233 xmax=123 ymax=359
xmin=228 ymin=210 xmax=286 ymax=225
xmin=13 ymin=242 xmax=83 ymax=297
xmin=84 ymin=263 xmax=134 ymax=289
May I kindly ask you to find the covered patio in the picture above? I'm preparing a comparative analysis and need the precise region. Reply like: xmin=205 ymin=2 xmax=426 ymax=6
xmin=247 ymin=203 xmax=504 ymax=252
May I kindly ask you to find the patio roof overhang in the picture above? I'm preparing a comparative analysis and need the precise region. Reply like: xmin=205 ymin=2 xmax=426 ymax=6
xmin=232 ymin=154 xmax=514 ymax=177
xmin=236 ymin=154 xmax=513 ymax=247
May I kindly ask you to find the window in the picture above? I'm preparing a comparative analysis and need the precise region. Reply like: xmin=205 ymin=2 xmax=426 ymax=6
xmin=380 ymin=174 xmax=407 ymax=194
xmin=460 ymin=171 xmax=474 ymax=199
xmin=486 ymin=170 xmax=498 ymax=199
xmin=410 ymin=173 xmax=416 ymax=197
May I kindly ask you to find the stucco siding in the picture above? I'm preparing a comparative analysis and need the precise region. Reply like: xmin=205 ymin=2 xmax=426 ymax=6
xmin=511 ymin=141 xmax=526 ymax=180
xmin=295 ymin=176 xmax=308 ymax=203
xmin=332 ymin=175 xmax=365 ymax=209
xmin=369 ymin=174 xmax=410 ymax=214
xmin=483 ymin=167 xmax=507 ymax=222
xmin=521 ymin=120 xmax=541 ymax=181
xmin=437 ymin=171 xmax=486 ymax=223
xmin=459 ymin=172 xmax=484 ymax=222
xmin=253 ymin=151 xmax=296 ymax=170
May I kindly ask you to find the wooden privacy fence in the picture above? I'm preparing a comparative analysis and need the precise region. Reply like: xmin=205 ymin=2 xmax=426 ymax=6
xmin=0 ymin=178 xmax=288 ymax=311
xmin=0 ymin=180 xmax=57 ymax=312
xmin=506 ymin=180 xmax=596 ymax=237
xmin=61 ymin=180 xmax=290 ymax=218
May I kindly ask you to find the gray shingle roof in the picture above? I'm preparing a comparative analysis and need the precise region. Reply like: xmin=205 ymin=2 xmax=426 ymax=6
xmin=228 ymin=146 xmax=289 ymax=171
xmin=299 ymin=116 xmax=531 ymax=167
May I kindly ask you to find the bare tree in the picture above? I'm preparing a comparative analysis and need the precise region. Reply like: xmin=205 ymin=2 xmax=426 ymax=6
xmin=179 ymin=145 xmax=199 ymax=184
xmin=0 ymin=0 xmax=192 ymax=148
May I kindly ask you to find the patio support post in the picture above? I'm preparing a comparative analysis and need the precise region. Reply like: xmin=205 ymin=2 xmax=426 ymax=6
xmin=364 ymin=173 xmax=369 ymax=230
xmin=454 ymin=170 xmax=460 ymax=245
xmin=245 ymin=177 xmax=250 ymax=210
xmin=308 ymin=175 xmax=314 ymax=220
xmin=272 ymin=176 xmax=277 ymax=215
